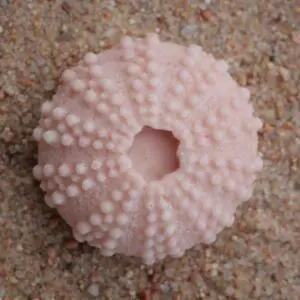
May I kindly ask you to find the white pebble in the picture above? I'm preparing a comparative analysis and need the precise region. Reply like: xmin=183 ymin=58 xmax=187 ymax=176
xmin=87 ymin=284 xmax=100 ymax=297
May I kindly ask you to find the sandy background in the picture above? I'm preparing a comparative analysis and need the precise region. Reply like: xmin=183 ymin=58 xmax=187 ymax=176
xmin=0 ymin=0 xmax=300 ymax=299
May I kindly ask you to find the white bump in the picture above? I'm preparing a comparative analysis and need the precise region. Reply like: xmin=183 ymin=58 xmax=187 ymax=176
xmin=196 ymin=82 xmax=207 ymax=93
xmin=100 ymin=201 xmax=114 ymax=214
xmin=131 ymin=79 xmax=143 ymax=91
xmin=111 ymin=94 xmax=123 ymax=105
xmin=147 ymin=93 xmax=158 ymax=103
xmin=230 ymin=158 xmax=242 ymax=170
xmin=147 ymin=213 xmax=157 ymax=223
xmin=57 ymin=123 xmax=67 ymax=133
xmin=92 ymin=140 xmax=103 ymax=150
xmin=118 ymin=155 xmax=132 ymax=172
xmin=66 ymin=184 xmax=80 ymax=197
xmin=33 ymin=165 xmax=43 ymax=180
xmin=43 ymin=130 xmax=59 ymax=144
xmin=58 ymin=164 xmax=71 ymax=177
xmin=33 ymin=127 xmax=43 ymax=141
xmin=134 ymin=93 xmax=144 ymax=103
xmin=41 ymin=101 xmax=53 ymax=115
xmin=97 ymin=129 xmax=108 ymax=138
xmin=89 ymin=214 xmax=102 ymax=226
xmin=167 ymin=238 xmax=177 ymax=248
xmin=168 ymin=101 xmax=181 ymax=111
xmin=214 ymin=158 xmax=226 ymax=168
xmin=108 ymin=169 xmax=118 ymax=177
xmin=146 ymin=33 xmax=160 ymax=46
xmin=196 ymin=219 xmax=206 ymax=231
xmin=123 ymin=50 xmax=135 ymax=60
xmin=89 ymin=65 xmax=103 ymax=77
xmin=52 ymin=191 xmax=66 ymax=205
xmin=147 ymin=62 xmax=158 ymax=74
xmin=149 ymin=78 xmax=160 ymax=88
xmin=91 ymin=160 xmax=102 ymax=170
xmin=165 ymin=223 xmax=176 ymax=236
xmin=104 ymin=239 xmax=117 ymax=250
xmin=66 ymin=114 xmax=80 ymax=127
xmin=178 ymin=69 xmax=190 ymax=82
xmin=210 ymin=174 xmax=222 ymax=185
xmin=161 ymin=210 xmax=172 ymax=222
xmin=94 ymin=232 xmax=103 ymax=239
xmin=143 ymin=250 xmax=155 ymax=263
xmin=109 ymin=228 xmax=123 ymax=239
xmin=116 ymin=214 xmax=129 ymax=226
xmin=83 ymin=120 xmax=95 ymax=133
xmin=71 ymin=79 xmax=86 ymax=92
xmin=206 ymin=115 xmax=217 ymax=126
xmin=225 ymin=179 xmax=236 ymax=191
xmin=75 ymin=163 xmax=87 ymax=175
xmin=61 ymin=69 xmax=76 ymax=82
xmin=104 ymin=214 xmax=114 ymax=224
xmin=96 ymin=103 xmax=109 ymax=114
xmin=109 ymin=113 xmax=119 ymax=124
xmin=84 ymin=90 xmax=97 ymax=104
xmin=172 ymin=84 xmax=184 ymax=95
xmin=84 ymin=52 xmax=98 ymax=65
xmin=213 ymin=130 xmax=224 ymax=141
xmin=183 ymin=56 xmax=193 ymax=67
xmin=100 ymin=79 xmax=113 ymax=92
xmin=122 ymin=200 xmax=135 ymax=213
xmin=61 ymin=134 xmax=74 ymax=146
xmin=199 ymin=155 xmax=209 ymax=166
xmin=120 ymin=36 xmax=134 ymax=48
xmin=52 ymin=107 xmax=66 ymax=120
xmin=96 ymin=172 xmax=106 ymax=183
xmin=111 ymin=190 xmax=123 ymax=202
xmin=220 ymin=107 xmax=230 ymax=118
xmin=156 ymin=245 xmax=165 ymax=253
xmin=127 ymin=63 xmax=141 ymax=75
xmin=145 ymin=239 xmax=155 ymax=249
xmin=206 ymin=72 xmax=216 ymax=84
xmin=82 ymin=178 xmax=95 ymax=191
xmin=145 ymin=226 xmax=157 ymax=237
xmin=76 ymin=221 xmax=91 ymax=235
xmin=43 ymin=164 xmax=55 ymax=177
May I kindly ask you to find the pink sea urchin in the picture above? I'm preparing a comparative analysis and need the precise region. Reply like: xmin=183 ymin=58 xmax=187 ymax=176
xmin=33 ymin=33 xmax=263 ymax=265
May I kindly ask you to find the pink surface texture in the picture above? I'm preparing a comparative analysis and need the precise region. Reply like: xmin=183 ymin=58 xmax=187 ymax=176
xmin=32 ymin=33 xmax=263 ymax=265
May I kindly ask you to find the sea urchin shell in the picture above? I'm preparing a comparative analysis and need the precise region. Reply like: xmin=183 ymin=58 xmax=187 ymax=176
xmin=33 ymin=33 xmax=263 ymax=265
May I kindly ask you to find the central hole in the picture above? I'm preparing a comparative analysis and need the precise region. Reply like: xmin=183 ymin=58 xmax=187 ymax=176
xmin=128 ymin=126 xmax=180 ymax=182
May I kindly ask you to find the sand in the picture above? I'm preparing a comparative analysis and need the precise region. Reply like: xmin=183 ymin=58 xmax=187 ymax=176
xmin=0 ymin=0 xmax=299 ymax=299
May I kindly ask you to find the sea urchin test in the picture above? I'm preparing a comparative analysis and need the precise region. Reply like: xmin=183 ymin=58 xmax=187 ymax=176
xmin=33 ymin=33 xmax=263 ymax=265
